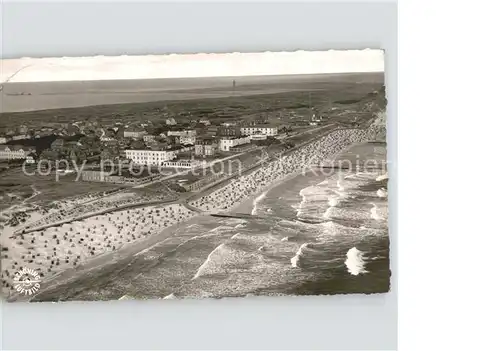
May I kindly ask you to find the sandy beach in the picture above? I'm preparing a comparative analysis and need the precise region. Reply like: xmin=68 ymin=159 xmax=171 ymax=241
xmin=1 ymin=114 xmax=384 ymax=299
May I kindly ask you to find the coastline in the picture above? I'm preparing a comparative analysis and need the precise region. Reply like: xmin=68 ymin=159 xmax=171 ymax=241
xmin=15 ymin=172 xmax=298 ymax=301
xmin=8 ymin=212 xmax=200 ymax=302
xmin=6 ymin=124 xmax=381 ymax=302
xmin=232 ymin=172 xmax=301 ymax=215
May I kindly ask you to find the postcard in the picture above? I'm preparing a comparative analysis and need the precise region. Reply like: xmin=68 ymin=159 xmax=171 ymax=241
xmin=0 ymin=50 xmax=388 ymax=301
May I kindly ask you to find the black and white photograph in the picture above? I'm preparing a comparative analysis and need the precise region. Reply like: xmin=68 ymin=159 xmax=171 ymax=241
xmin=0 ymin=49 xmax=389 ymax=302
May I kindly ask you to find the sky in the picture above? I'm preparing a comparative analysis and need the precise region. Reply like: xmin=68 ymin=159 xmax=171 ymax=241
xmin=0 ymin=49 xmax=384 ymax=83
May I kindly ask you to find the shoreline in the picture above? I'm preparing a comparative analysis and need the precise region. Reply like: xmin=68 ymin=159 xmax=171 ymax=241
xmin=5 ymin=124 xmax=381 ymax=302
xmin=8 ymin=211 xmax=201 ymax=302
xmin=232 ymin=172 xmax=301 ymax=215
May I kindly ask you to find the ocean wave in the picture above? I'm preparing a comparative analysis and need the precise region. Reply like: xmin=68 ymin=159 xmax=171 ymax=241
xmin=376 ymin=173 xmax=389 ymax=181
xmin=291 ymin=243 xmax=310 ymax=268
xmin=370 ymin=204 xmax=382 ymax=221
xmin=376 ymin=188 xmax=388 ymax=198
xmin=344 ymin=247 xmax=368 ymax=275
xmin=208 ymin=225 xmax=235 ymax=233
xmin=231 ymin=233 xmax=241 ymax=240
xmin=163 ymin=293 xmax=176 ymax=299
xmin=337 ymin=179 xmax=345 ymax=192
xmin=191 ymin=242 xmax=263 ymax=280
xmin=251 ymin=190 xmax=269 ymax=216
xmin=192 ymin=243 xmax=226 ymax=280
xmin=173 ymin=232 xmax=220 ymax=252
xmin=118 ymin=294 xmax=134 ymax=300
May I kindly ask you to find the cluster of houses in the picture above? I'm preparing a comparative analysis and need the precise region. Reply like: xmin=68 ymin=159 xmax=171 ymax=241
xmin=0 ymin=115 xmax=284 ymax=169
xmin=0 ymin=145 xmax=37 ymax=163
xmin=123 ymin=123 xmax=279 ymax=167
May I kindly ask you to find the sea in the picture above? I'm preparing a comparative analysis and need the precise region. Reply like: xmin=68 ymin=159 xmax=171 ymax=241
xmin=33 ymin=143 xmax=390 ymax=301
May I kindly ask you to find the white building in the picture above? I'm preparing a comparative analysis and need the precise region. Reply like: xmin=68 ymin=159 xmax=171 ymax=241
xmin=195 ymin=139 xmax=218 ymax=157
xmin=199 ymin=118 xmax=211 ymax=126
xmin=240 ymin=126 xmax=278 ymax=136
xmin=0 ymin=145 xmax=36 ymax=161
xmin=179 ymin=135 xmax=196 ymax=145
xmin=168 ymin=130 xmax=196 ymax=137
xmin=143 ymin=135 xmax=156 ymax=142
xmin=165 ymin=117 xmax=177 ymax=125
xmin=250 ymin=134 xmax=268 ymax=141
xmin=125 ymin=149 xmax=176 ymax=166
xmin=219 ymin=136 xmax=251 ymax=152
xmin=25 ymin=154 xmax=36 ymax=164
xmin=124 ymin=127 xmax=147 ymax=139
xmin=162 ymin=159 xmax=204 ymax=169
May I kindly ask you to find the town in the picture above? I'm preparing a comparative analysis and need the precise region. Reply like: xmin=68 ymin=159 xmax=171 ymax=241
xmin=0 ymin=87 xmax=375 ymax=191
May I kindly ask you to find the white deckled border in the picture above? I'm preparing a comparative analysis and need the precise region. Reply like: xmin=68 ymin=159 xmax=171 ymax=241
xmin=1 ymin=49 xmax=384 ymax=83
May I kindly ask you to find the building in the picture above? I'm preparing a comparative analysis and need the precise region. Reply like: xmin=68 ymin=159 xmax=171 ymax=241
xmin=195 ymin=138 xmax=218 ymax=157
xmin=199 ymin=118 xmax=211 ymax=126
xmin=165 ymin=117 xmax=177 ymax=125
xmin=81 ymin=171 xmax=123 ymax=183
xmin=0 ymin=145 xmax=36 ymax=161
xmin=218 ymin=126 xmax=241 ymax=137
xmin=168 ymin=145 xmax=195 ymax=157
xmin=179 ymin=135 xmax=196 ymax=145
xmin=12 ymin=134 xmax=28 ymax=141
xmin=25 ymin=152 xmax=36 ymax=164
xmin=124 ymin=126 xmax=147 ymax=139
xmin=17 ymin=125 xmax=29 ymax=134
xmin=0 ymin=136 xmax=11 ymax=144
xmin=240 ymin=125 xmax=278 ymax=136
xmin=162 ymin=159 xmax=204 ymax=169
xmin=219 ymin=136 xmax=251 ymax=152
xmin=143 ymin=134 xmax=156 ymax=142
xmin=250 ymin=133 xmax=268 ymax=141
xmin=125 ymin=149 xmax=176 ymax=166
xmin=205 ymin=126 xmax=219 ymax=137
xmin=167 ymin=130 xmax=196 ymax=137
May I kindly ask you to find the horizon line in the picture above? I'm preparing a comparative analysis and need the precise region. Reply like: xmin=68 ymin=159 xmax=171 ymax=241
xmin=1 ymin=49 xmax=385 ymax=84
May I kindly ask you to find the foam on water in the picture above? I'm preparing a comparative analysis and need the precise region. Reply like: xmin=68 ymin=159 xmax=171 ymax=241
xmin=208 ymin=225 xmax=234 ymax=233
xmin=344 ymin=247 xmax=368 ymax=275
xmin=192 ymin=243 xmax=226 ymax=280
xmin=337 ymin=179 xmax=345 ymax=192
xmin=173 ymin=232 xmax=220 ymax=252
xmin=291 ymin=243 xmax=310 ymax=268
xmin=118 ymin=294 xmax=133 ymax=301
xmin=370 ymin=204 xmax=382 ymax=221
xmin=251 ymin=190 xmax=269 ymax=215
xmin=377 ymin=188 xmax=388 ymax=198
xmin=376 ymin=173 xmax=389 ymax=181
xmin=231 ymin=233 xmax=241 ymax=239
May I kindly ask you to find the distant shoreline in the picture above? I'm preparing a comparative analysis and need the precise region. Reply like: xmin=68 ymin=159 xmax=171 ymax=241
xmin=0 ymin=72 xmax=383 ymax=114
